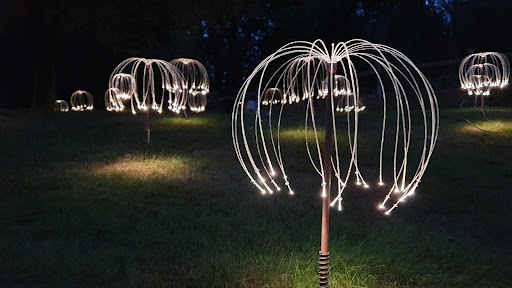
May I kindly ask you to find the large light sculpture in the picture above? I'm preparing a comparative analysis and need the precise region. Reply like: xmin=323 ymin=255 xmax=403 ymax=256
xmin=108 ymin=57 xmax=186 ymax=144
xmin=169 ymin=58 xmax=210 ymax=113
xmin=54 ymin=100 xmax=69 ymax=112
xmin=70 ymin=90 xmax=94 ymax=111
xmin=232 ymin=39 xmax=439 ymax=287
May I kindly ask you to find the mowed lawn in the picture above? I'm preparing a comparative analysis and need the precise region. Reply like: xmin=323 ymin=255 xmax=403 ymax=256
xmin=0 ymin=107 xmax=511 ymax=287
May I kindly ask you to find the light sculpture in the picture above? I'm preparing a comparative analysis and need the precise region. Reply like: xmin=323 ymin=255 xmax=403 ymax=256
xmin=459 ymin=52 xmax=509 ymax=103
xmin=459 ymin=52 xmax=509 ymax=126
xmin=261 ymin=88 xmax=284 ymax=105
xmin=108 ymin=57 xmax=186 ymax=144
xmin=108 ymin=57 xmax=186 ymax=115
xmin=169 ymin=58 xmax=210 ymax=113
xmin=54 ymin=100 xmax=69 ymax=112
xmin=70 ymin=90 xmax=94 ymax=111
xmin=111 ymin=73 xmax=136 ymax=101
xmin=104 ymin=88 xmax=125 ymax=112
xmin=232 ymin=39 xmax=439 ymax=287
xmin=283 ymin=56 xmax=325 ymax=103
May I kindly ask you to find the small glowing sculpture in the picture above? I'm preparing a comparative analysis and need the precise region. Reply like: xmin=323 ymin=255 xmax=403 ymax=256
xmin=459 ymin=52 xmax=510 ymax=126
xmin=105 ymin=88 xmax=125 ymax=112
xmin=108 ymin=57 xmax=186 ymax=144
xmin=108 ymin=57 xmax=186 ymax=115
xmin=283 ymin=56 xmax=326 ymax=103
xmin=169 ymin=58 xmax=210 ymax=113
xmin=54 ymin=100 xmax=69 ymax=112
xmin=232 ymin=39 xmax=439 ymax=287
xmin=460 ymin=52 xmax=509 ymax=95
xmin=70 ymin=90 xmax=94 ymax=111
xmin=111 ymin=73 xmax=136 ymax=101
xmin=262 ymin=88 xmax=284 ymax=105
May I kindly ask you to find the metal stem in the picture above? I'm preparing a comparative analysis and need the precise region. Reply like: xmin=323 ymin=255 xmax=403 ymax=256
xmin=319 ymin=62 xmax=336 ymax=288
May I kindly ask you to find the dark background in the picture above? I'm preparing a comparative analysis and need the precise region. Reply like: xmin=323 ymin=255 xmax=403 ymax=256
xmin=1 ymin=0 xmax=511 ymax=110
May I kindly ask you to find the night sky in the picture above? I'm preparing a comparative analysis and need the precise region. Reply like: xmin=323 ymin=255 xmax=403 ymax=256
xmin=1 ymin=0 xmax=511 ymax=109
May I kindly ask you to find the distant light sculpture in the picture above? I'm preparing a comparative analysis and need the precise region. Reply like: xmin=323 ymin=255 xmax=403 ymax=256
xmin=111 ymin=73 xmax=136 ymax=101
xmin=459 ymin=52 xmax=510 ymax=125
xmin=261 ymin=88 xmax=284 ymax=105
xmin=284 ymin=56 xmax=325 ymax=103
xmin=460 ymin=52 xmax=509 ymax=100
xmin=169 ymin=58 xmax=210 ymax=113
xmin=232 ymin=39 xmax=439 ymax=287
xmin=70 ymin=90 xmax=94 ymax=111
xmin=108 ymin=57 xmax=186 ymax=144
xmin=105 ymin=88 xmax=125 ymax=112
xmin=54 ymin=100 xmax=69 ymax=112
xmin=108 ymin=57 xmax=186 ymax=115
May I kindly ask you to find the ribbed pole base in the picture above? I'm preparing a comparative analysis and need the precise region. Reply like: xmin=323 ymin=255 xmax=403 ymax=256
xmin=319 ymin=252 xmax=329 ymax=287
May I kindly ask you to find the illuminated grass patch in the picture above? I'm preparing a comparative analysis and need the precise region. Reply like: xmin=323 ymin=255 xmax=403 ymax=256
xmin=89 ymin=155 xmax=196 ymax=182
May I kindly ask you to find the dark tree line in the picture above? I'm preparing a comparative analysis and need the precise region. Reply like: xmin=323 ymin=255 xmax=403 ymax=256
xmin=0 ymin=0 xmax=511 ymax=109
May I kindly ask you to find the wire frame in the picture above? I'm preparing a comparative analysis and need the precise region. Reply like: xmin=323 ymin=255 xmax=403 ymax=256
xmin=459 ymin=52 xmax=510 ymax=95
xmin=54 ymin=100 xmax=69 ymax=112
xmin=70 ymin=90 xmax=94 ymax=111
xmin=108 ymin=57 xmax=186 ymax=114
xmin=169 ymin=58 xmax=210 ymax=113
xmin=232 ymin=39 xmax=439 ymax=215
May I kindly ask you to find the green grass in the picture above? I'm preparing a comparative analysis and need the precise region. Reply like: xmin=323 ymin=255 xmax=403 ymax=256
xmin=0 ymin=108 xmax=511 ymax=287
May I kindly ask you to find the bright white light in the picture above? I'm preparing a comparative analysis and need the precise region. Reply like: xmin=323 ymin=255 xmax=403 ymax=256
xmin=70 ymin=90 xmax=94 ymax=111
xmin=232 ymin=39 xmax=439 ymax=215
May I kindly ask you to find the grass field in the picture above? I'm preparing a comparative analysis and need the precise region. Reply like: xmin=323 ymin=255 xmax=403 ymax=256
xmin=0 ymin=107 xmax=511 ymax=287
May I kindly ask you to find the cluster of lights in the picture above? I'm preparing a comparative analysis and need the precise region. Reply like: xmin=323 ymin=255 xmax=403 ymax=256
xmin=70 ymin=90 xmax=94 ymax=111
xmin=169 ymin=58 xmax=210 ymax=113
xmin=459 ymin=52 xmax=510 ymax=97
xmin=54 ymin=100 xmax=69 ymax=112
xmin=232 ymin=39 xmax=439 ymax=215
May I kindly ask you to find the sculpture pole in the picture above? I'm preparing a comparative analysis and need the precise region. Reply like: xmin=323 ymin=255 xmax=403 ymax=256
xmin=319 ymin=62 xmax=336 ymax=288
